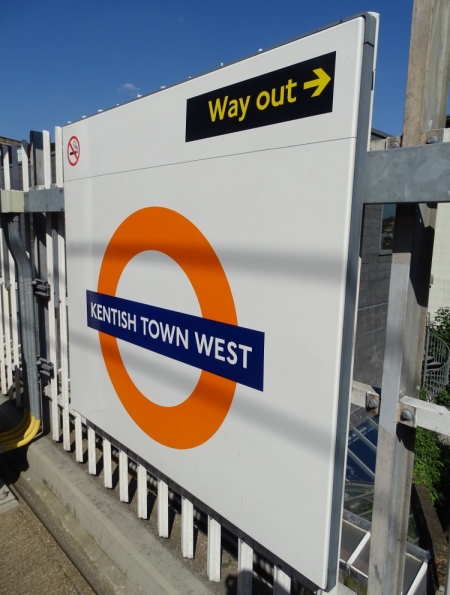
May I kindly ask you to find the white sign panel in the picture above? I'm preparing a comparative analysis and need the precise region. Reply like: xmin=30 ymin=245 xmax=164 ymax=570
xmin=64 ymin=14 xmax=377 ymax=589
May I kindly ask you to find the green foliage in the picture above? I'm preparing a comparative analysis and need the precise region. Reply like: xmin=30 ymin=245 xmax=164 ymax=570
xmin=435 ymin=389 xmax=450 ymax=408
xmin=429 ymin=307 xmax=450 ymax=346
xmin=413 ymin=426 xmax=443 ymax=503
xmin=413 ymin=309 xmax=450 ymax=505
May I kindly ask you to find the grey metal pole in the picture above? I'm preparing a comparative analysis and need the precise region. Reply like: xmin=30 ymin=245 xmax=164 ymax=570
xmin=3 ymin=214 xmax=41 ymax=421
xmin=368 ymin=0 xmax=450 ymax=593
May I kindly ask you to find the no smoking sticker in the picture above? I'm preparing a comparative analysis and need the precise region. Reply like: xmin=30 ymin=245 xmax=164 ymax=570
xmin=67 ymin=136 xmax=80 ymax=166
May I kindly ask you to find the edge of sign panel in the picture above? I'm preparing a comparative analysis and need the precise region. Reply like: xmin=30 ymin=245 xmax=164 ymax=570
xmin=325 ymin=12 xmax=378 ymax=592
xmin=63 ymin=12 xmax=378 ymax=130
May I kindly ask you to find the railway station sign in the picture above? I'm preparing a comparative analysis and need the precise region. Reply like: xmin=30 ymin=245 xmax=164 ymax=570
xmin=64 ymin=14 xmax=378 ymax=589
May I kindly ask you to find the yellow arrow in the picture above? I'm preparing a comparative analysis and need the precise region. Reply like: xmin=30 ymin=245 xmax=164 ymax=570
xmin=303 ymin=68 xmax=331 ymax=97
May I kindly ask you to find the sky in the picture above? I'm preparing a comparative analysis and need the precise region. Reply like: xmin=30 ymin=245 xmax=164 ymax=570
xmin=2 ymin=1 xmax=415 ymax=141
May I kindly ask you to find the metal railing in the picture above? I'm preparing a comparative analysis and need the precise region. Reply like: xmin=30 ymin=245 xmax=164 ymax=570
xmin=423 ymin=325 xmax=450 ymax=401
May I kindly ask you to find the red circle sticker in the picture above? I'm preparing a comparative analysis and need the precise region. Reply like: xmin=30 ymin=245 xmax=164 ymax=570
xmin=97 ymin=207 xmax=238 ymax=449
xmin=67 ymin=136 xmax=80 ymax=166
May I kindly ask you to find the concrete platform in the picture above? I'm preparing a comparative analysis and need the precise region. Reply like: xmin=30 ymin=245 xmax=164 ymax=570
xmin=0 ymin=469 xmax=96 ymax=595
xmin=0 ymin=434 xmax=218 ymax=595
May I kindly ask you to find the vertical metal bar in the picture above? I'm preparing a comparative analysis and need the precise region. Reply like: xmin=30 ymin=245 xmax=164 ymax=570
xmin=30 ymin=131 xmax=41 ymax=188
xmin=18 ymin=140 xmax=32 ymax=406
xmin=43 ymin=129 xmax=58 ymax=438
xmin=207 ymin=516 xmax=221 ymax=582
xmin=273 ymin=566 xmax=291 ymax=595
xmin=87 ymin=427 xmax=96 ymax=475
xmin=2 ymin=145 xmax=10 ymax=190
xmin=14 ymin=367 xmax=21 ymax=408
xmin=368 ymin=1 xmax=450 ymax=593
xmin=7 ymin=250 xmax=15 ymax=390
xmin=21 ymin=140 xmax=30 ymax=192
xmin=0 ymin=298 xmax=6 ymax=394
xmin=368 ymin=208 xmax=420 ymax=595
xmin=4 ymin=281 xmax=12 ymax=393
xmin=0 ymin=312 xmax=5 ymax=396
xmin=137 ymin=464 xmax=148 ymax=519
xmin=237 ymin=538 xmax=253 ymax=595
xmin=0 ymin=225 xmax=8 ymax=395
xmin=157 ymin=479 xmax=169 ymax=538
xmin=119 ymin=450 xmax=129 ymax=503
xmin=181 ymin=496 xmax=194 ymax=558
xmin=57 ymin=214 xmax=70 ymax=450
xmin=42 ymin=131 xmax=51 ymax=189
xmin=10 ymin=145 xmax=19 ymax=190
xmin=0 ymin=232 xmax=12 ymax=393
xmin=46 ymin=214 xmax=59 ymax=440
xmin=423 ymin=314 xmax=430 ymax=395
xmin=9 ymin=250 xmax=19 ymax=400
xmin=75 ymin=413 xmax=83 ymax=462
xmin=0 ymin=146 xmax=4 ymax=190
xmin=0 ymin=148 xmax=13 ymax=394
xmin=54 ymin=127 xmax=63 ymax=188
xmin=102 ymin=438 xmax=113 ymax=489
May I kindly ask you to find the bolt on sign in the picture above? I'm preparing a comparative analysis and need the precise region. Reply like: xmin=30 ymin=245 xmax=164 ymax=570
xmin=64 ymin=14 xmax=378 ymax=590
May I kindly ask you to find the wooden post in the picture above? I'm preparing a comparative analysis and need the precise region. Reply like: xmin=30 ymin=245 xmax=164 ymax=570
xmin=368 ymin=1 xmax=450 ymax=593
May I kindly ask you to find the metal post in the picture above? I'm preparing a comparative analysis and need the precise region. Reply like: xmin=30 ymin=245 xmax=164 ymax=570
xmin=368 ymin=0 xmax=450 ymax=593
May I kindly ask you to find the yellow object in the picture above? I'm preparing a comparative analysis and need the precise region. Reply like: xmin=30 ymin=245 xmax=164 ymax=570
xmin=0 ymin=416 xmax=40 ymax=453
xmin=0 ymin=410 xmax=31 ymax=443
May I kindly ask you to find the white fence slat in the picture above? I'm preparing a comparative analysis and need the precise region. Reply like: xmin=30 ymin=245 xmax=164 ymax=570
xmin=46 ymin=214 xmax=59 ymax=439
xmin=6 ymin=250 xmax=16 ymax=391
xmin=57 ymin=215 xmax=70 ymax=450
xmin=88 ymin=427 xmax=97 ymax=475
xmin=119 ymin=450 xmax=129 ymax=503
xmin=181 ymin=496 xmax=194 ymax=558
xmin=207 ymin=516 xmax=221 ymax=582
xmin=273 ymin=565 xmax=291 ymax=595
xmin=10 ymin=145 xmax=19 ymax=190
xmin=21 ymin=140 xmax=29 ymax=192
xmin=0 ymin=220 xmax=13 ymax=394
xmin=75 ymin=413 xmax=83 ymax=462
xmin=0 ymin=147 xmax=10 ymax=402
xmin=42 ymin=130 xmax=51 ymax=189
xmin=102 ymin=438 xmax=113 ymax=488
xmin=2 ymin=145 xmax=10 ymax=189
xmin=54 ymin=127 xmax=63 ymax=188
xmin=137 ymin=464 xmax=148 ymax=519
xmin=237 ymin=539 xmax=253 ymax=594
xmin=0 ymin=231 xmax=12 ymax=394
xmin=9 ymin=256 xmax=19 ymax=393
xmin=157 ymin=479 xmax=169 ymax=538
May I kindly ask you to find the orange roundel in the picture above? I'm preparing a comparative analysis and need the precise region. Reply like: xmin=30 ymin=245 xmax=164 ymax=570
xmin=97 ymin=207 xmax=238 ymax=449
